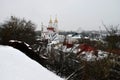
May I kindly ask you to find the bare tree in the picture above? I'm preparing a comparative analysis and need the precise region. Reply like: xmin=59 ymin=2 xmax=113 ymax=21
xmin=0 ymin=16 xmax=36 ymax=45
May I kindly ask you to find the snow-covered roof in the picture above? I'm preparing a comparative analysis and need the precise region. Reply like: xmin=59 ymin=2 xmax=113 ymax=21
xmin=72 ymin=35 xmax=82 ymax=39
xmin=0 ymin=46 xmax=63 ymax=80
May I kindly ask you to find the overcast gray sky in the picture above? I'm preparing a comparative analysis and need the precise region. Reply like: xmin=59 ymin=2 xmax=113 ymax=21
xmin=0 ymin=0 xmax=120 ymax=31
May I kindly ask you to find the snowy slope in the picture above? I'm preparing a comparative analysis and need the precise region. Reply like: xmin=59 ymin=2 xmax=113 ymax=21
xmin=0 ymin=46 xmax=63 ymax=80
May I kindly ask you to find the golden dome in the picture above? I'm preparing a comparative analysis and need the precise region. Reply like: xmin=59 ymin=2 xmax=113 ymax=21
xmin=54 ymin=17 xmax=58 ymax=23
xmin=49 ymin=16 xmax=52 ymax=23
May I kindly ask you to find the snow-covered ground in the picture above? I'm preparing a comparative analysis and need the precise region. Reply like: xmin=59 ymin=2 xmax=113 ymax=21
xmin=0 ymin=45 xmax=63 ymax=80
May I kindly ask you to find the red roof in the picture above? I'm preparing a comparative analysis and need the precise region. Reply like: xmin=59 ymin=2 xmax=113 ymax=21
xmin=47 ymin=27 xmax=55 ymax=32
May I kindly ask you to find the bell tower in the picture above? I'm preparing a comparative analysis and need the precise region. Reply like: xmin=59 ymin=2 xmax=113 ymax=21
xmin=54 ymin=16 xmax=58 ymax=32
xmin=48 ymin=16 xmax=53 ymax=27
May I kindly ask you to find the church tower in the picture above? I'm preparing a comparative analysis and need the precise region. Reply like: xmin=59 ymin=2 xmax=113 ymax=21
xmin=53 ymin=17 xmax=58 ymax=32
xmin=48 ymin=16 xmax=53 ymax=27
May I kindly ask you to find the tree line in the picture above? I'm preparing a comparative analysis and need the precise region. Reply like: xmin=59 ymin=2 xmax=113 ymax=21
xmin=0 ymin=16 xmax=36 ymax=45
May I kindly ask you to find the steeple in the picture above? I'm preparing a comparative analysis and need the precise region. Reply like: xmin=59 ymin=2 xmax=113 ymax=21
xmin=53 ymin=16 xmax=58 ymax=32
xmin=49 ymin=16 xmax=52 ymax=23
xmin=41 ymin=22 xmax=43 ymax=31
xmin=54 ymin=16 xmax=58 ymax=23
xmin=49 ymin=16 xmax=53 ymax=27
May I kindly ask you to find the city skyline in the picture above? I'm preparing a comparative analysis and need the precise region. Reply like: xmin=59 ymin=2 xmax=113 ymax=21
xmin=0 ymin=0 xmax=120 ymax=31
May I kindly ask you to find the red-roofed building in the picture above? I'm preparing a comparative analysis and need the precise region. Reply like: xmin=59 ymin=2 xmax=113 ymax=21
xmin=41 ymin=17 xmax=59 ymax=42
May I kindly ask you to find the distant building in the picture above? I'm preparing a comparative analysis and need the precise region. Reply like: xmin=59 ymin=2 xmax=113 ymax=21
xmin=41 ymin=17 xmax=59 ymax=43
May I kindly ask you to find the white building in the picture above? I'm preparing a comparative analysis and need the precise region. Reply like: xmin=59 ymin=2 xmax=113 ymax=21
xmin=41 ymin=17 xmax=59 ymax=43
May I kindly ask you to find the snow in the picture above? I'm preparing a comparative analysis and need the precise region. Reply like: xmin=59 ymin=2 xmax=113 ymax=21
xmin=9 ymin=40 xmax=22 ymax=43
xmin=79 ymin=51 xmax=108 ymax=61
xmin=0 ymin=45 xmax=63 ymax=80
xmin=71 ymin=35 xmax=82 ymax=39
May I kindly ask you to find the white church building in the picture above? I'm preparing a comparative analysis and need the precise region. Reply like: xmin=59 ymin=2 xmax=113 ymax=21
xmin=41 ymin=17 xmax=60 ymax=44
